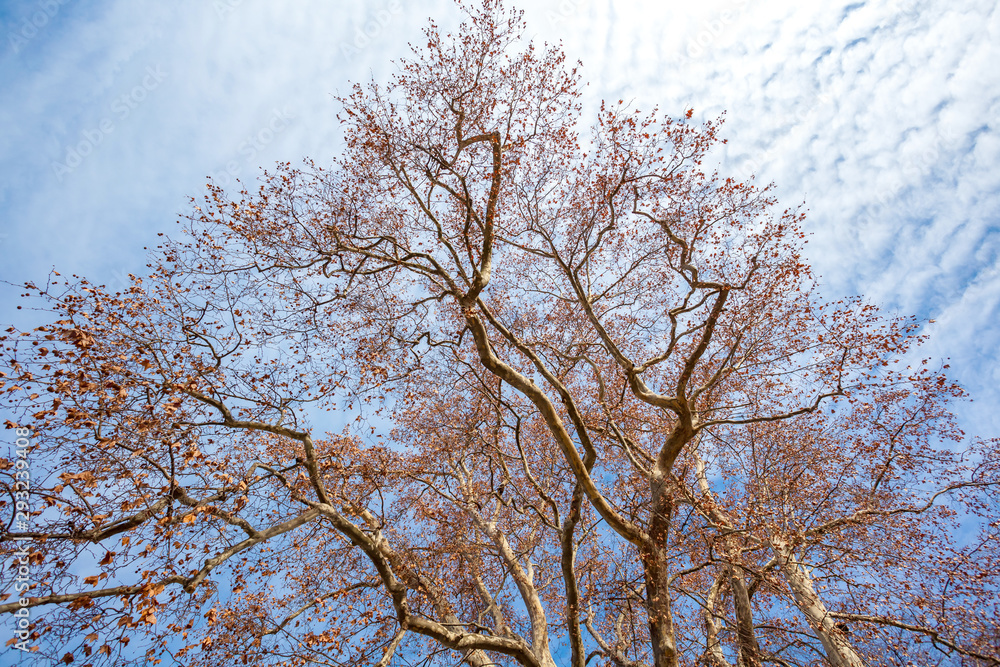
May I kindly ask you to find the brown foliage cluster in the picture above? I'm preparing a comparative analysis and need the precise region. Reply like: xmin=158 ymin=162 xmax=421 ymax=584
xmin=1 ymin=2 xmax=998 ymax=666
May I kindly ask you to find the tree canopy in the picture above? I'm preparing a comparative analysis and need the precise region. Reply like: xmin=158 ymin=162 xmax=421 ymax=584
xmin=2 ymin=2 xmax=998 ymax=666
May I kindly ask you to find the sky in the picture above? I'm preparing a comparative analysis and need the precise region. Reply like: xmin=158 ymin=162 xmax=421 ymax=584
xmin=1 ymin=0 xmax=998 ymax=445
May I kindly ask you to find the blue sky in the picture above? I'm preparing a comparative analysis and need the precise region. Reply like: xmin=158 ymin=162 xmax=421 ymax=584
xmin=1 ymin=0 xmax=998 ymax=446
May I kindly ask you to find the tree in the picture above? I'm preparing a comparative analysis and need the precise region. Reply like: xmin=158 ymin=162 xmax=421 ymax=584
xmin=2 ymin=1 xmax=998 ymax=665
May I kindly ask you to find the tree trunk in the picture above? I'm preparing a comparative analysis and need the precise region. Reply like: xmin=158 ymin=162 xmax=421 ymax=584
xmin=771 ymin=539 xmax=865 ymax=667
xmin=728 ymin=566 xmax=762 ymax=667
xmin=643 ymin=479 xmax=680 ymax=667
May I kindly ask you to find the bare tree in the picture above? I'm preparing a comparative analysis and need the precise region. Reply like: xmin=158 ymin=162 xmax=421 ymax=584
xmin=2 ymin=2 xmax=998 ymax=666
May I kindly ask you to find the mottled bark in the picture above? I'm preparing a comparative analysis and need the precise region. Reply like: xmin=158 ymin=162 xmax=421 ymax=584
xmin=771 ymin=539 xmax=864 ymax=667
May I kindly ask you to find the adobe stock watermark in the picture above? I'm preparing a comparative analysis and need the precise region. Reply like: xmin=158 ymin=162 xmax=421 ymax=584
xmin=209 ymin=107 xmax=296 ymax=187
xmin=7 ymin=0 xmax=72 ymax=55
xmin=110 ymin=268 xmax=136 ymax=292
xmin=339 ymin=0 xmax=402 ymax=62
xmin=735 ymin=92 xmax=834 ymax=180
xmin=546 ymin=0 xmax=582 ymax=27
xmin=213 ymin=0 xmax=244 ymax=19
xmin=50 ymin=64 xmax=168 ymax=182
xmin=670 ymin=0 xmax=751 ymax=65
xmin=10 ymin=427 xmax=34 ymax=653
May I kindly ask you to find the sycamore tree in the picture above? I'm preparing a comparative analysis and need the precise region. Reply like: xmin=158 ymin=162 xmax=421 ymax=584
xmin=2 ymin=2 xmax=998 ymax=666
